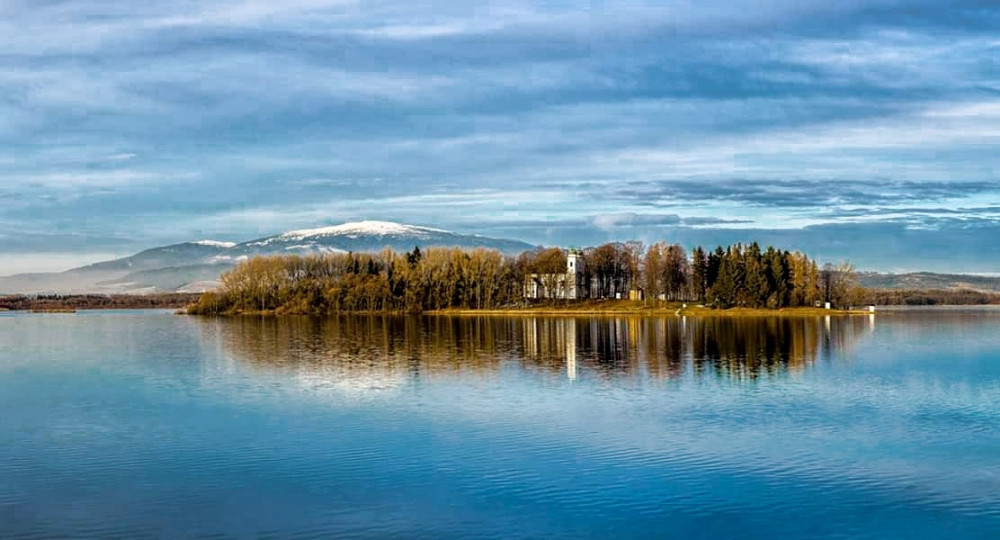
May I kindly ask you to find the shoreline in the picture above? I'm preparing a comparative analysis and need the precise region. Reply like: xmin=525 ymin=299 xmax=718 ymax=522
xmin=426 ymin=304 xmax=871 ymax=318
xmin=182 ymin=301 xmax=874 ymax=318
xmin=0 ymin=293 xmax=201 ymax=312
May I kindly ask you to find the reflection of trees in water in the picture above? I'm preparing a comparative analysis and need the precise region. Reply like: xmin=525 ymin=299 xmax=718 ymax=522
xmin=207 ymin=315 xmax=871 ymax=383
xmin=519 ymin=316 xmax=870 ymax=382
xmin=687 ymin=316 xmax=865 ymax=381
xmin=210 ymin=316 xmax=512 ymax=382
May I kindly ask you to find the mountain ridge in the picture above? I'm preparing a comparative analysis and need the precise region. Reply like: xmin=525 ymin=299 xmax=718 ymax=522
xmin=4 ymin=222 xmax=998 ymax=296
xmin=0 ymin=221 xmax=535 ymax=294
xmin=857 ymin=272 xmax=1000 ymax=293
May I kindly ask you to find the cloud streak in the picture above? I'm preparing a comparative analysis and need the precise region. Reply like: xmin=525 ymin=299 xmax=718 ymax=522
xmin=1 ymin=0 xmax=999 ymax=272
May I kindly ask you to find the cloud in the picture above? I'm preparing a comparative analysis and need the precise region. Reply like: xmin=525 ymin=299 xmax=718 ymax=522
xmin=0 ymin=227 xmax=142 ymax=254
xmin=0 ymin=252 xmax=130 ymax=276
xmin=591 ymin=213 xmax=751 ymax=229
xmin=1 ymin=0 xmax=999 ymax=272
xmin=481 ymin=219 xmax=1000 ymax=273
xmin=3 ymin=170 xmax=184 ymax=189
xmin=599 ymin=180 xmax=1000 ymax=209
xmin=593 ymin=213 xmax=682 ymax=229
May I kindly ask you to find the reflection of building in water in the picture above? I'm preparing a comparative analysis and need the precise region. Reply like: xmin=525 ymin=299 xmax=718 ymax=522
xmin=522 ymin=318 xmax=578 ymax=380
xmin=566 ymin=322 xmax=577 ymax=380
xmin=203 ymin=314 xmax=871 ymax=387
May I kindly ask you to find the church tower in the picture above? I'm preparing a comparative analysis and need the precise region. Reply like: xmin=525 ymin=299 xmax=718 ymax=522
xmin=566 ymin=249 xmax=584 ymax=299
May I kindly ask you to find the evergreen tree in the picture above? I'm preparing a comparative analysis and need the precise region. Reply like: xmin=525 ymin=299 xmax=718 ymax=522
xmin=710 ymin=250 xmax=737 ymax=307
xmin=744 ymin=242 xmax=768 ymax=307
xmin=691 ymin=246 xmax=708 ymax=302
xmin=764 ymin=247 xmax=790 ymax=308
xmin=707 ymin=246 xmax=724 ymax=290
xmin=730 ymin=245 xmax=747 ymax=307
xmin=821 ymin=263 xmax=835 ymax=304
xmin=407 ymin=246 xmax=422 ymax=268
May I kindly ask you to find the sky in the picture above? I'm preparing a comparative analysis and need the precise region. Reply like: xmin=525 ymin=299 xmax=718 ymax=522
xmin=1 ymin=0 xmax=999 ymax=274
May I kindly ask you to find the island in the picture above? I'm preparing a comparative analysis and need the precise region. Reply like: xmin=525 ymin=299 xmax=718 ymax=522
xmin=184 ymin=241 xmax=883 ymax=316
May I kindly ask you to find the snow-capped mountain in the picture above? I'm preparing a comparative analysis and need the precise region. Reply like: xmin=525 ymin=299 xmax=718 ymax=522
xmin=0 ymin=222 xmax=535 ymax=294
xmin=238 ymin=221 xmax=533 ymax=255
xmin=76 ymin=241 xmax=237 ymax=274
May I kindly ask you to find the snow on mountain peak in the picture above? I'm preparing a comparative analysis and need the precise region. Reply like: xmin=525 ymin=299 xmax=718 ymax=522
xmin=281 ymin=221 xmax=450 ymax=240
xmin=192 ymin=240 xmax=237 ymax=248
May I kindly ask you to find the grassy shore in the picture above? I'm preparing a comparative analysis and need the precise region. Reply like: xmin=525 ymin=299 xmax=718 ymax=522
xmin=2 ymin=294 xmax=201 ymax=312
xmin=183 ymin=299 xmax=873 ymax=317
xmin=431 ymin=300 xmax=870 ymax=317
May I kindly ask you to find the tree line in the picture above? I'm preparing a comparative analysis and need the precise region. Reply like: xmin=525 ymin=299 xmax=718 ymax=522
xmin=189 ymin=247 xmax=523 ymax=314
xmin=187 ymin=241 xmax=861 ymax=315
xmin=858 ymin=288 xmax=1000 ymax=306
xmin=519 ymin=242 xmax=858 ymax=308
xmin=0 ymin=293 xmax=200 ymax=311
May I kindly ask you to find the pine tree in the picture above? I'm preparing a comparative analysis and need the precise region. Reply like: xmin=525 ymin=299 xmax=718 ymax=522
xmin=744 ymin=242 xmax=767 ymax=307
xmin=691 ymin=246 xmax=708 ymax=302
xmin=407 ymin=246 xmax=422 ymax=268
xmin=710 ymin=249 xmax=736 ymax=308
xmin=764 ymin=247 xmax=790 ymax=308
xmin=708 ymin=246 xmax=724 ymax=290
xmin=729 ymin=245 xmax=747 ymax=306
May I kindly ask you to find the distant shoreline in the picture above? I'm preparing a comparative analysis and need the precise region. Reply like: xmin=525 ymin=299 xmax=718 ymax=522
xmin=4 ymin=292 xmax=996 ymax=317
xmin=179 ymin=301 xmax=873 ymax=318
xmin=427 ymin=303 xmax=871 ymax=317
xmin=0 ymin=293 xmax=200 ymax=312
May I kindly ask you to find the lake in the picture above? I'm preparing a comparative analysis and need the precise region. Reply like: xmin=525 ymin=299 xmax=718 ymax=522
xmin=1 ymin=310 xmax=998 ymax=538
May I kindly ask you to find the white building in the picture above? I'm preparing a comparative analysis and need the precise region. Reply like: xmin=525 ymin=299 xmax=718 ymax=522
xmin=524 ymin=250 xmax=587 ymax=300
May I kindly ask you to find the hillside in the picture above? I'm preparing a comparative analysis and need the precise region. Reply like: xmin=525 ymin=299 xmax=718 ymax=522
xmin=0 ymin=221 xmax=534 ymax=294
xmin=858 ymin=272 xmax=1000 ymax=293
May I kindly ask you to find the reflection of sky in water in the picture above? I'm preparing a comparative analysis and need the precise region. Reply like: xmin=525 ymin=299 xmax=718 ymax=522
xmin=0 ymin=311 xmax=998 ymax=538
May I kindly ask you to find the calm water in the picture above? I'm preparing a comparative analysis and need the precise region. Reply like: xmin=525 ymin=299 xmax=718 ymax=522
xmin=1 ymin=310 xmax=998 ymax=538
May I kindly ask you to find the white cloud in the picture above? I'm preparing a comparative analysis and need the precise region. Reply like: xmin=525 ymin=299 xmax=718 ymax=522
xmin=0 ymin=252 xmax=126 ymax=276
xmin=145 ymin=0 xmax=359 ymax=28
xmin=575 ymin=99 xmax=1000 ymax=181
xmin=0 ymin=0 xmax=997 ymax=274
xmin=2 ymin=170 xmax=196 ymax=189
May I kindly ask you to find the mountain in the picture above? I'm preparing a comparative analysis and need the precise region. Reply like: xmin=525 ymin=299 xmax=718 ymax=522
xmin=76 ymin=241 xmax=236 ymax=274
xmin=95 ymin=263 xmax=238 ymax=294
xmin=0 ymin=222 xmax=534 ymax=294
xmin=237 ymin=221 xmax=534 ymax=255
xmin=858 ymin=272 xmax=1000 ymax=293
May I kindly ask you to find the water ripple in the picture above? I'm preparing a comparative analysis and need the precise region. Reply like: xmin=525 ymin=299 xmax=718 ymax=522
xmin=1 ymin=312 xmax=999 ymax=538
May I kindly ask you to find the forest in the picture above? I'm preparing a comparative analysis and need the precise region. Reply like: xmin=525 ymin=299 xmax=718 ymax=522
xmin=186 ymin=242 xmax=861 ymax=315
xmin=858 ymin=288 xmax=1000 ymax=306
xmin=0 ymin=293 xmax=200 ymax=311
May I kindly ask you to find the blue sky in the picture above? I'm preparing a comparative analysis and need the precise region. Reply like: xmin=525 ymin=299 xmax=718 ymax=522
xmin=1 ymin=0 xmax=999 ymax=274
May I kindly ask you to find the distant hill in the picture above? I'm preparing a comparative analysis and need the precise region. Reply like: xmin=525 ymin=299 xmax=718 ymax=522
xmin=0 ymin=221 xmax=534 ymax=294
xmin=237 ymin=221 xmax=534 ymax=255
xmin=858 ymin=272 xmax=1000 ymax=293
xmin=8 ymin=225 xmax=996 ymax=297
